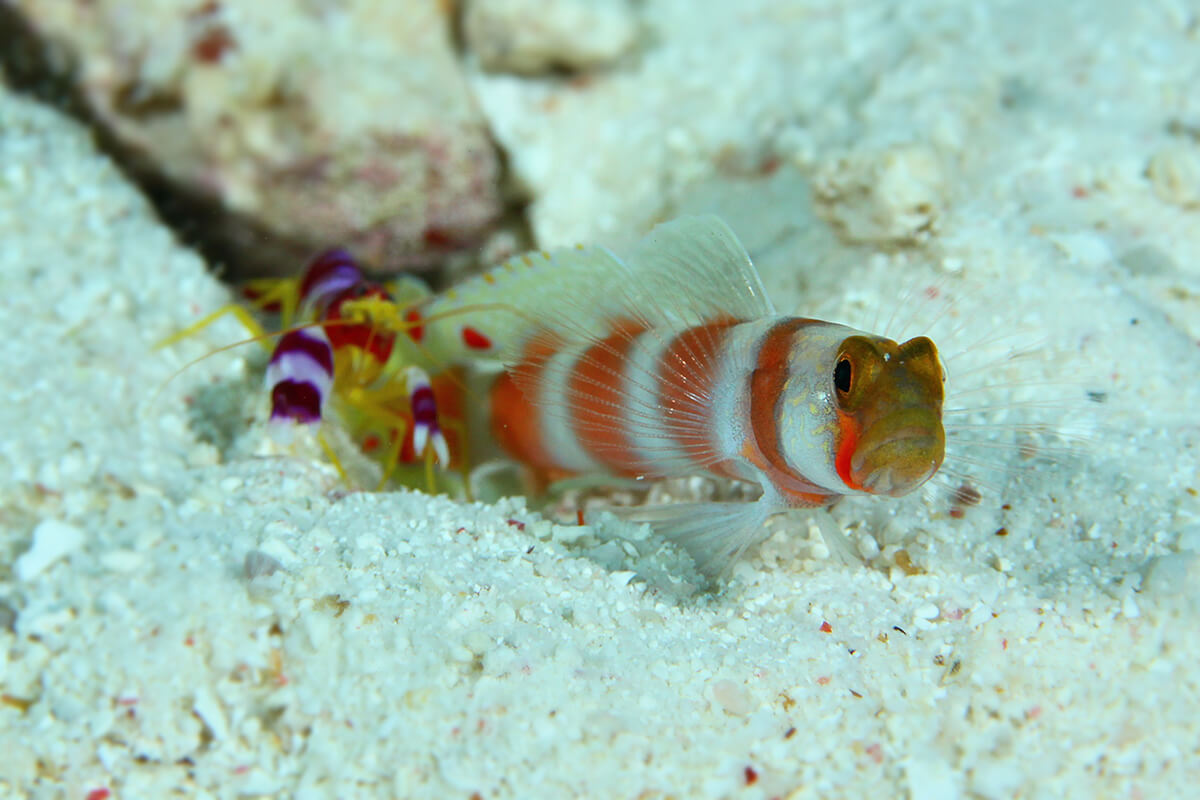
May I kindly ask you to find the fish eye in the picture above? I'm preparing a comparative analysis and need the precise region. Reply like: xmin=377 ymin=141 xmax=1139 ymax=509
xmin=834 ymin=356 xmax=852 ymax=394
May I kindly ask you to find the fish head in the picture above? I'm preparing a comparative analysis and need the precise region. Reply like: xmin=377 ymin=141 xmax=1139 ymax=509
xmin=831 ymin=334 xmax=945 ymax=497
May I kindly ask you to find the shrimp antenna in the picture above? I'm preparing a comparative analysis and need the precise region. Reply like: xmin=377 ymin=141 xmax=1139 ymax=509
xmin=149 ymin=314 xmax=388 ymax=412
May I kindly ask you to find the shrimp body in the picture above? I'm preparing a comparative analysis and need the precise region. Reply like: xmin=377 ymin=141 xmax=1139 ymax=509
xmin=419 ymin=216 xmax=946 ymax=571
xmin=257 ymin=249 xmax=457 ymax=473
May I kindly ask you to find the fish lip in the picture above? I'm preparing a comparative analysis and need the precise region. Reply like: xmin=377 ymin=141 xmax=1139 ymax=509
xmin=851 ymin=427 xmax=943 ymax=495
xmin=861 ymin=461 xmax=938 ymax=496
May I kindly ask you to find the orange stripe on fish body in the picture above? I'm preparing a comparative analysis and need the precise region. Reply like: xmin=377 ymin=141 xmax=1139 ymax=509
xmin=746 ymin=318 xmax=838 ymax=506
xmin=479 ymin=216 xmax=946 ymax=574
xmin=490 ymin=369 xmax=551 ymax=472
xmin=490 ymin=331 xmax=563 ymax=473
xmin=567 ymin=321 xmax=651 ymax=476
xmin=655 ymin=319 xmax=739 ymax=474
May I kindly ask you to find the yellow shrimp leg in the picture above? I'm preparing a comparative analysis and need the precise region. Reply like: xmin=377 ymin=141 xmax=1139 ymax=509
xmin=155 ymin=303 xmax=269 ymax=350
xmin=156 ymin=276 xmax=304 ymax=350
xmin=317 ymin=430 xmax=351 ymax=485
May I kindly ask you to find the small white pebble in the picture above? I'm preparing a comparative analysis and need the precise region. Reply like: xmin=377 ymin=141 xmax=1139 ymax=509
xmin=492 ymin=602 xmax=516 ymax=626
xmin=1147 ymin=144 xmax=1200 ymax=208
xmin=463 ymin=630 xmax=493 ymax=655
xmin=257 ymin=537 xmax=298 ymax=566
xmin=610 ymin=571 xmax=636 ymax=588
xmin=192 ymin=686 xmax=229 ymax=741
xmin=448 ymin=644 xmax=475 ymax=663
xmin=1143 ymin=553 xmax=1199 ymax=596
xmin=226 ymin=770 xmax=281 ymax=796
xmin=967 ymin=604 xmax=993 ymax=628
xmin=906 ymin=754 xmax=960 ymax=800
xmin=16 ymin=519 xmax=85 ymax=581
xmin=99 ymin=549 xmax=144 ymax=573
xmin=107 ymin=290 xmax=132 ymax=314
xmin=244 ymin=550 xmax=283 ymax=580
xmin=665 ymin=127 xmax=693 ymax=153
xmin=857 ymin=533 xmax=881 ymax=559
xmin=1121 ymin=594 xmax=1140 ymax=619
xmin=1045 ymin=231 xmax=1113 ymax=267
xmin=1177 ymin=526 xmax=1200 ymax=553
xmin=914 ymin=603 xmax=940 ymax=620
xmin=711 ymin=679 xmax=752 ymax=716
xmin=551 ymin=524 xmax=590 ymax=544
xmin=355 ymin=533 xmax=383 ymax=551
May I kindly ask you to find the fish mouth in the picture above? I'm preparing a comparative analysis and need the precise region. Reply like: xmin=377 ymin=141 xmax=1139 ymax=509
xmin=851 ymin=426 xmax=944 ymax=497
xmin=858 ymin=459 xmax=940 ymax=496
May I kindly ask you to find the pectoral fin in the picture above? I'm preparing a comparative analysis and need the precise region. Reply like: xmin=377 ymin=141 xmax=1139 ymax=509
xmin=610 ymin=498 xmax=777 ymax=576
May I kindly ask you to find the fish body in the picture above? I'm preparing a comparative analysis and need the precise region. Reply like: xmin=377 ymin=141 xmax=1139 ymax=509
xmin=420 ymin=216 xmax=946 ymax=571
xmin=493 ymin=317 xmax=944 ymax=501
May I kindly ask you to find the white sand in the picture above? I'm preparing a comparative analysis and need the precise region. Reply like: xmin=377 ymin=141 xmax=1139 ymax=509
xmin=3 ymin=1 xmax=1200 ymax=797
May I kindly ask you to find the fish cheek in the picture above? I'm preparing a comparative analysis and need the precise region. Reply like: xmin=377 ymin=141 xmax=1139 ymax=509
xmin=833 ymin=409 xmax=866 ymax=492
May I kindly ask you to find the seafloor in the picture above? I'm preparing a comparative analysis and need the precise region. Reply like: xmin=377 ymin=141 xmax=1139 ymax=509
xmin=2 ymin=2 xmax=1199 ymax=798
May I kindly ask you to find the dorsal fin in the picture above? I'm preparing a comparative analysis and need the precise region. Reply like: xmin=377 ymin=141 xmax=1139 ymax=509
xmin=419 ymin=215 xmax=774 ymax=367
xmin=500 ymin=215 xmax=773 ymax=362
xmin=624 ymin=214 xmax=776 ymax=326
xmin=418 ymin=244 xmax=628 ymax=365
